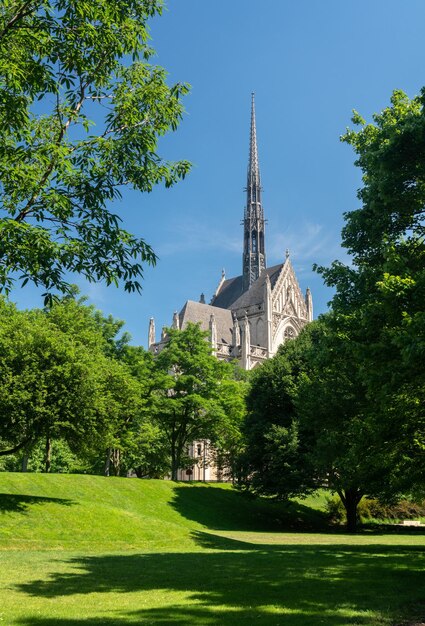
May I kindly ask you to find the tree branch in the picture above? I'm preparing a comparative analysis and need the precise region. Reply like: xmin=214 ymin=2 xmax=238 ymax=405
xmin=0 ymin=0 xmax=38 ymax=40
xmin=0 ymin=435 xmax=33 ymax=457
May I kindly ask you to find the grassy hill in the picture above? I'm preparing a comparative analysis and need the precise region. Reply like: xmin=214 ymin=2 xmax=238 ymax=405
xmin=1 ymin=474 xmax=424 ymax=626
xmin=0 ymin=473 xmax=327 ymax=551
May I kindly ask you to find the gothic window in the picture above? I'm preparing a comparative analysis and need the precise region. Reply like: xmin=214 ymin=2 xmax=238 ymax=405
xmin=284 ymin=326 xmax=295 ymax=340
xmin=252 ymin=231 xmax=257 ymax=252
xmin=256 ymin=317 xmax=264 ymax=343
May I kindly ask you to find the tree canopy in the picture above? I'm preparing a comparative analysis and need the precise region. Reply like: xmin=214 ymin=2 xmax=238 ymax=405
xmin=317 ymin=90 xmax=425 ymax=499
xmin=242 ymin=89 xmax=425 ymax=530
xmin=0 ymin=294 xmax=147 ymax=473
xmin=150 ymin=323 xmax=246 ymax=481
xmin=0 ymin=0 xmax=190 ymax=303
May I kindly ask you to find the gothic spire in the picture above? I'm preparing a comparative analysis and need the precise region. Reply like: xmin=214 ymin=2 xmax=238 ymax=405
xmin=248 ymin=92 xmax=261 ymax=193
xmin=242 ymin=93 xmax=266 ymax=292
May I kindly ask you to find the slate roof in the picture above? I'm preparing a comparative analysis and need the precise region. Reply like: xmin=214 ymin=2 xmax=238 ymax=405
xmin=210 ymin=275 xmax=244 ymax=309
xmin=211 ymin=264 xmax=283 ymax=311
xmin=179 ymin=300 xmax=234 ymax=344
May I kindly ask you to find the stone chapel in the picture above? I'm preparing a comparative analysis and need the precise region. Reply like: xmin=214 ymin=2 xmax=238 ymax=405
xmin=148 ymin=94 xmax=313 ymax=370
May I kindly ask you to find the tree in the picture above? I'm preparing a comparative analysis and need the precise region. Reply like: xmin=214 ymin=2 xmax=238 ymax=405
xmin=207 ymin=365 xmax=248 ymax=483
xmin=242 ymin=326 xmax=316 ymax=500
xmin=151 ymin=323 xmax=245 ymax=481
xmin=0 ymin=295 xmax=144 ymax=473
xmin=115 ymin=344 xmax=170 ymax=478
xmin=241 ymin=90 xmax=425 ymax=529
xmin=242 ymin=316 xmax=394 ymax=531
xmin=0 ymin=299 xmax=108 ymax=468
xmin=317 ymin=90 xmax=425 ymax=500
xmin=295 ymin=315 xmax=385 ymax=531
xmin=0 ymin=0 xmax=190 ymax=303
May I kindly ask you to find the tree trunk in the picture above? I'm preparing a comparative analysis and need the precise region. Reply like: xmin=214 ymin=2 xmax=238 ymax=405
xmin=104 ymin=448 xmax=111 ymax=476
xmin=171 ymin=444 xmax=178 ymax=481
xmin=111 ymin=448 xmax=121 ymax=476
xmin=21 ymin=454 xmax=29 ymax=472
xmin=44 ymin=436 xmax=51 ymax=473
xmin=339 ymin=487 xmax=362 ymax=532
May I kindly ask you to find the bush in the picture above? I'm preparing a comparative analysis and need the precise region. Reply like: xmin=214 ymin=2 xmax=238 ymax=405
xmin=325 ymin=494 xmax=425 ymax=525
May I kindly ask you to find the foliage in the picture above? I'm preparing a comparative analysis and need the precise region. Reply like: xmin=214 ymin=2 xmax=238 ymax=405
xmin=111 ymin=345 xmax=170 ymax=478
xmin=0 ymin=295 xmax=144 ymax=472
xmin=151 ymin=323 xmax=246 ymax=480
xmin=208 ymin=367 xmax=248 ymax=483
xmin=242 ymin=325 xmax=316 ymax=499
xmin=0 ymin=298 xmax=107 ymax=462
xmin=316 ymin=90 xmax=425 ymax=501
xmin=295 ymin=314 xmax=379 ymax=531
xmin=0 ymin=437 xmax=86 ymax=473
xmin=0 ymin=0 xmax=190 ymax=302
xmin=325 ymin=494 xmax=425 ymax=525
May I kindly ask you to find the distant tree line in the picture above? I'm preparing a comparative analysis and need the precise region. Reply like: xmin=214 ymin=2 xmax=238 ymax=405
xmin=0 ymin=296 xmax=247 ymax=481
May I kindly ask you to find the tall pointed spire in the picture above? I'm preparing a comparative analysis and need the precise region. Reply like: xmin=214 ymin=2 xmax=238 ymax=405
xmin=242 ymin=93 xmax=266 ymax=292
xmin=248 ymin=92 xmax=261 ymax=193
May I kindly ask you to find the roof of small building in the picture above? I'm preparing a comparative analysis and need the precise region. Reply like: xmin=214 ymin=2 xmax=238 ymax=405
xmin=211 ymin=263 xmax=283 ymax=311
xmin=179 ymin=300 xmax=234 ymax=345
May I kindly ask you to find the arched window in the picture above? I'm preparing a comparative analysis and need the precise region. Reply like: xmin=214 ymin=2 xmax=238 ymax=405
xmin=284 ymin=326 xmax=295 ymax=340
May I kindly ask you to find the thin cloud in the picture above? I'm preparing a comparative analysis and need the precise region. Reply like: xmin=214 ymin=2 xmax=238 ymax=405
xmin=157 ymin=218 xmax=240 ymax=257
xmin=268 ymin=221 xmax=349 ymax=269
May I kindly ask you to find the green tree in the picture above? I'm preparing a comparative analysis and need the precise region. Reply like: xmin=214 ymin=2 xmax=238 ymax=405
xmin=0 ymin=0 xmax=190 ymax=302
xmin=295 ymin=315 xmax=379 ymax=531
xmin=0 ymin=299 xmax=110 ymax=469
xmin=242 ymin=326 xmax=315 ymax=500
xmin=151 ymin=323 xmax=245 ymax=481
xmin=44 ymin=295 xmax=157 ymax=476
xmin=0 ymin=296 xmax=144 ymax=473
xmin=317 ymin=90 xmax=425 ymax=499
xmin=114 ymin=344 xmax=170 ymax=478
xmin=207 ymin=367 xmax=248 ymax=483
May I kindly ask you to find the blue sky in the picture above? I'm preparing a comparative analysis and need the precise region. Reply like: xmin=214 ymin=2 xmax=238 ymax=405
xmin=10 ymin=0 xmax=425 ymax=346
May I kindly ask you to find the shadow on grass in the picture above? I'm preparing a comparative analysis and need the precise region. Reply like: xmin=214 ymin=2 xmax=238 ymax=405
xmin=14 ymin=538 xmax=425 ymax=625
xmin=170 ymin=484 xmax=328 ymax=532
xmin=0 ymin=493 xmax=74 ymax=514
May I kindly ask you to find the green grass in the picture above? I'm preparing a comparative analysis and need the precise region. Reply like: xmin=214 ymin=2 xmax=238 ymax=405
xmin=0 ymin=473 xmax=424 ymax=626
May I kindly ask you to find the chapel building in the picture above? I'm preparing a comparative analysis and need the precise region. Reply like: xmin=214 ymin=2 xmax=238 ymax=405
xmin=148 ymin=94 xmax=313 ymax=370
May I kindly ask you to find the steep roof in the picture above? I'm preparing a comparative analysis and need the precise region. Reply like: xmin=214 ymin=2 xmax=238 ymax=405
xmin=231 ymin=264 xmax=283 ymax=310
xmin=179 ymin=300 xmax=233 ymax=344
xmin=210 ymin=275 xmax=244 ymax=309
xmin=211 ymin=264 xmax=283 ymax=312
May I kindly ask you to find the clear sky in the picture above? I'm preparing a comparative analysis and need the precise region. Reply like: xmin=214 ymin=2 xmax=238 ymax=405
xmin=10 ymin=0 xmax=425 ymax=346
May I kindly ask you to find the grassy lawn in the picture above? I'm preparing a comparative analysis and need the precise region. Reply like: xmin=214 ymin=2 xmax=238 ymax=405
xmin=0 ymin=474 xmax=424 ymax=625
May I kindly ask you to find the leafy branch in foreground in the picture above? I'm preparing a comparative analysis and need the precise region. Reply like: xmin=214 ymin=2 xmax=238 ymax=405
xmin=0 ymin=0 xmax=191 ymax=303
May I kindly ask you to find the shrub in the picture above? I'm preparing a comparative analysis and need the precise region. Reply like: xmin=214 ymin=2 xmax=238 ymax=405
xmin=325 ymin=495 xmax=425 ymax=525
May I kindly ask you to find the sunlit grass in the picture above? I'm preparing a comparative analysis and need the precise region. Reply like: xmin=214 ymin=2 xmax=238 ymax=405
xmin=0 ymin=473 xmax=423 ymax=625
